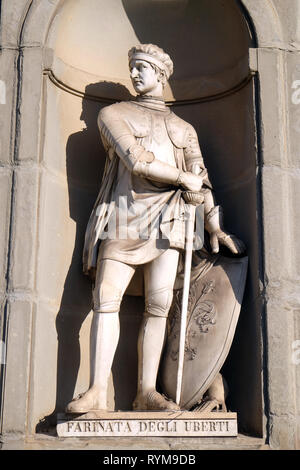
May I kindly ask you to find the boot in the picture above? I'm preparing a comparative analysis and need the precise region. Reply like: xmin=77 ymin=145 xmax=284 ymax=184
xmin=133 ymin=390 xmax=179 ymax=411
xmin=133 ymin=314 xmax=179 ymax=411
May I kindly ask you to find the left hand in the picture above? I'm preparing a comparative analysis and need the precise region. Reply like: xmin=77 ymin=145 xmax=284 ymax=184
xmin=209 ymin=230 xmax=246 ymax=255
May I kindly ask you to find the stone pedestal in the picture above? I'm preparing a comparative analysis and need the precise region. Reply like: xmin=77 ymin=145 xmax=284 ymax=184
xmin=57 ymin=411 xmax=237 ymax=438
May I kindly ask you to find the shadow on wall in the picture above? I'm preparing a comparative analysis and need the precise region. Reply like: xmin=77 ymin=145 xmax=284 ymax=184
xmin=121 ymin=0 xmax=252 ymax=99
xmin=36 ymin=82 xmax=135 ymax=433
xmin=119 ymin=0 xmax=262 ymax=437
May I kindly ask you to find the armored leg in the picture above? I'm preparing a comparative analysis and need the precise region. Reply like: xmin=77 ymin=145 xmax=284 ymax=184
xmin=66 ymin=259 xmax=135 ymax=413
xmin=133 ymin=248 xmax=180 ymax=411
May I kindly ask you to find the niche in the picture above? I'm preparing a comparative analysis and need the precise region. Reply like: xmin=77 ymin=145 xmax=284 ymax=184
xmin=35 ymin=0 xmax=262 ymax=437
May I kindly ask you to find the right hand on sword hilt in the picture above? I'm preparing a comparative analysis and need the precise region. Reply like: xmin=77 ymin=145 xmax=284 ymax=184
xmin=178 ymin=171 xmax=203 ymax=192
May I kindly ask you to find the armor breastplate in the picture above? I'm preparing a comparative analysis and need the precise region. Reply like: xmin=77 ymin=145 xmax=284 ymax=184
xmin=146 ymin=113 xmax=176 ymax=167
xmin=110 ymin=101 xmax=193 ymax=149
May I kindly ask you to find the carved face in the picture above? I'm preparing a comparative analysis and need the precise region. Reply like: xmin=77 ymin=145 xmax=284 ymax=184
xmin=129 ymin=59 xmax=161 ymax=96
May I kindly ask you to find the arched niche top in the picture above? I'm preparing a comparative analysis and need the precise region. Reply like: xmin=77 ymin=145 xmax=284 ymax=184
xmin=20 ymin=0 xmax=61 ymax=47
xmin=8 ymin=0 xmax=284 ymax=51
xmin=43 ymin=0 xmax=253 ymax=102
xmin=241 ymin=0 xmax=283 ymax=48
xmin=7 ymin=0 xmax=286 ymax=103
xmin=0 ymin=0 xmax=61 ymax=48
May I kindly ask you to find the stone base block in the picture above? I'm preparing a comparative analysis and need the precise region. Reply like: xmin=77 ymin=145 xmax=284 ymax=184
xmin=57 ymin=411 xmax=237 ymax=438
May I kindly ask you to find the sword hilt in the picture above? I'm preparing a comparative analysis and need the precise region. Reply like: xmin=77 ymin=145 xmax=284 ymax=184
xmin=183 ymin=191 xmax=204 ymax=206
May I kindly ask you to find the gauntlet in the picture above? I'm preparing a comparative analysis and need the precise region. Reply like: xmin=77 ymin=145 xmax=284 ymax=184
xmin=205 ymin=205 xmax=224 ymax=234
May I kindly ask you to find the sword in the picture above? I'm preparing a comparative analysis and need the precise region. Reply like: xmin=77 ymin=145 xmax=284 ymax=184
xmin=176 ymin=187 xmax=204 ymax=406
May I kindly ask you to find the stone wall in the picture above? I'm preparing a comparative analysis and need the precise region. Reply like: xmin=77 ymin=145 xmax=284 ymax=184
xmin=0 ymin=0 xmax=299 ymax=450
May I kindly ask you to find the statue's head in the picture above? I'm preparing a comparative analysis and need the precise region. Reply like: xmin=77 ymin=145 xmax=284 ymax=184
xmin=128 ymin=44 xmax=173 ymax=96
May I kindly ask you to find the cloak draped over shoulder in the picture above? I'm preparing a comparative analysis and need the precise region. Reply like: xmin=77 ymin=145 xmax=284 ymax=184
xmin=82 ymin=98 xmax=217 ymax=286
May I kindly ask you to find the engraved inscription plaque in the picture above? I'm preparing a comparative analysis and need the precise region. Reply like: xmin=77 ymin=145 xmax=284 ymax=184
xmin=57 ymin=412 xmax=237 ymax=437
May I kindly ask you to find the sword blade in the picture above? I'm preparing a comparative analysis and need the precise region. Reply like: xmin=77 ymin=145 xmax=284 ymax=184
xmin=176 ymin=203 xmax=196 ymax=405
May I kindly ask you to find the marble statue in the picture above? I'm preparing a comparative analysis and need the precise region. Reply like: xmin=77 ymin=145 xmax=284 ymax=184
xmin=66 ymin=44 xmax=245 ymax=414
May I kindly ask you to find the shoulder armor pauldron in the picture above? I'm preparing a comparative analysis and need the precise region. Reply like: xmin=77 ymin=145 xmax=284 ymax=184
xmin=99 ymin=101 xmax=151 ymax=138
xmin=121 ymin=102 xmax=151 ymax=138
xmin=165 ymin=112 xmax=192 ymax=149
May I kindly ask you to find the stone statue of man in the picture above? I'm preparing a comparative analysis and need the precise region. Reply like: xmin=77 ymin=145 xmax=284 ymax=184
xmin=66 ymin=44 xmax=244 ymax=413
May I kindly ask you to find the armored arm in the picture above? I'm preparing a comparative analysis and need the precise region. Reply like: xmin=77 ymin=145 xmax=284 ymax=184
xmin=98 ymin=106 xmax=202 ymax=190
xmin=183 ymin=125 xmax=218 ymax=218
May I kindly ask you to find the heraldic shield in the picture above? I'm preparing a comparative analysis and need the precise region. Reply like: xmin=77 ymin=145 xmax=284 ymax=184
xmin=159 ymin=255 xmax=248 ymax=410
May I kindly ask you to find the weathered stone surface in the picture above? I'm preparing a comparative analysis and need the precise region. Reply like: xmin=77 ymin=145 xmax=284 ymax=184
xmin=261 ymin=165 xmax=293 ymax=279
xmin=21 ymin=0 xmax=61 ymax=48
xmin=1 ymin=433 xmax=268 ymax=451
xmin=0 ymin=0 xmax=30 ymax=48
xmin=241 ymin=0 xmax=284 ymax=48
xmin=269 ymin=414 xmax=299 ymax=450
xmin=288 ymin=51 xmax=300 ymax=168
xmin=0 ymin=49 xmax=17 ymax=165
xmin=0 ymin=169 xmax=12 ymax=295
xmin=272 ymin=0 xmax=300 ymax=49
xmin=257 ymin=48 xmax=285 ymax=168
xmin=2 ymin=300 xmax=32 ymax=434
xmin=9 ymin=166 xmax=39 ymax=291
xmin=17 ymin=48 xmax=44 ymax=163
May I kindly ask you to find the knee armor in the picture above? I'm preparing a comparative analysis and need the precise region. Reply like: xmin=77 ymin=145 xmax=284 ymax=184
xmin=145 ymin=287 xmax=173 ymax=318
xmin=93 ymin=280 xmax=123 ymax=313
